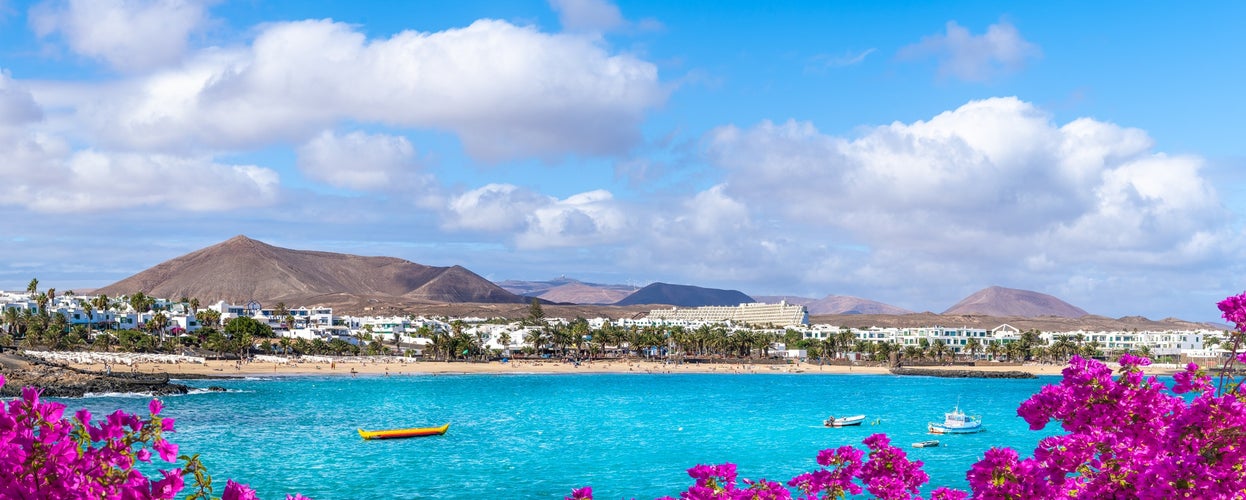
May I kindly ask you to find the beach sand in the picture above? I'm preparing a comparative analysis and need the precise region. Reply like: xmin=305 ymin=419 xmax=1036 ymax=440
xmin=56 ymin=356 xmax=1178 ymax=379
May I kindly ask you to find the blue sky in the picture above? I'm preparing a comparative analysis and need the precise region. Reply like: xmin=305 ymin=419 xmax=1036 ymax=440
xmin=1 ymin=0 xmax=1243 ymax=321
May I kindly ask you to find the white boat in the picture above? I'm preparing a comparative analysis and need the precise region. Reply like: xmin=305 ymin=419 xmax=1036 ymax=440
xmin=912 ymin=440 xmax=940 ymax=448
xmin=927 ymin=405 xmax=982 ymax=434
xmin=824 ymin=414 xmax=866 ymax=427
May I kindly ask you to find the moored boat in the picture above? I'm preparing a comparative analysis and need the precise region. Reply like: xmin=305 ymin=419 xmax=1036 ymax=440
xmin=824 ymin=414 xmax=866 ymax=427
xmin=927 ymin=405 xmax=982 ymax=434
xmin=912 ymin=440 xmax=940 ymax=448
xmin=358 ymin=423 xmax=450 ymax=440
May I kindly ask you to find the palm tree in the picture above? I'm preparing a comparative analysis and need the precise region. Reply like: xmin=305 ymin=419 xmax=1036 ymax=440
xmin=149 ymin=311 xmax=170 ymax=349
xmin=273 ymin=302 xmax=289 ymax=328
xmin=2 ymin=307 xmax=18 ymax=337
xmin=92 ymin=294 xmax=111 ymax=331
xmin=931 ymin=339 xmax=948 ymax=362
xmin=964 ymin=338 xmax=982 ymax=361
xmin=80 ymin=299 xmax=95 ymax=341
xmin=874 ymin=341 xmax=895 ymax=365
xmin=524 ymin=327 xmax=550 ymax=358
xmin=986 ymin=342 xmax=1002 ymax=361
xmin=837 ymin=329 xmax=856 ymax=359
xmin=26 ymin=278 xmax=38 ymax=297
xmin=498 ymin=331 xmax=513 ymax=357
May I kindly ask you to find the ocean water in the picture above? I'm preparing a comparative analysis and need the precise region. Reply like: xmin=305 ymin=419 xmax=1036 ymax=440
xmin=71 ymin=372 xmax=1063 ymax=499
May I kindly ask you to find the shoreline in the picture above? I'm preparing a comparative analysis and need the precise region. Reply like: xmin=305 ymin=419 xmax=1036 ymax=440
xmin=28 ymin=352 xmax=1184 ymax=379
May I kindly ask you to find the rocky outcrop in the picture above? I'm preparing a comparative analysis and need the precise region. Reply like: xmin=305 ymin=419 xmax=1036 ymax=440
xmin=888 ymin=366 xmax=1036 ymax=379
xmin=0 ymin=352 xmax=191 ymax=398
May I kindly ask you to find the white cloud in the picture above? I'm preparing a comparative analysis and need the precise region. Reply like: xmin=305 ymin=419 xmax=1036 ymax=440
xmin=296 ymin=130 xmax=431 ymax=193
xmin=444 ymin=184 xmax=628 ymax=249
xmin=0 ymin=70 xmax=42 ymax=126
xmin=0 ymin=142 xmax=279 ymax=212
xmin=702 ymin=97 xmax=1234 ymax=294
xmin=67 ymin=18 xmax=665 ymax=161
xmin=516 ymin=189 xmax=628 ymax=248
xmin=899 ymin=20 xmax=1040 ymax=81
xmin=444 ymin=184 xmax=550 ymax=233
xmin=29 ymin=0 xmax=211 ymax=72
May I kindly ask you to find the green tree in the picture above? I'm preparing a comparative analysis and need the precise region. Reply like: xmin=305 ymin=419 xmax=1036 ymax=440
xmin=526 ymin=298 xmax=545 ymax=326
xmin=224 ymin=316 xmax=274 ymax=339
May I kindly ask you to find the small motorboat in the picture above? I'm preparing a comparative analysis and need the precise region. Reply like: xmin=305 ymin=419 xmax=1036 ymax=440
xmin=824 ymin=414 xmax=866 ymax=427
xmin=912 ymin=440 xmax=940 ymax=448
xmin=928 ymin=405 xmax=983 ymax=434
xmin=358 ymin=423 xmax=450 ymax=440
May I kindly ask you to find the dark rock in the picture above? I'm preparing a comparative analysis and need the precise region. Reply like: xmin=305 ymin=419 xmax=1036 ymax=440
xmin=0 ymin=352 xmax=192 ymax=398
xmin=889 ymin=367 xmax=1036 ymax=379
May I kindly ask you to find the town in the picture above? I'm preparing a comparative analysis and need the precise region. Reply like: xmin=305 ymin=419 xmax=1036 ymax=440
xmin=0 ymin=281 xmax=1228 ymax=368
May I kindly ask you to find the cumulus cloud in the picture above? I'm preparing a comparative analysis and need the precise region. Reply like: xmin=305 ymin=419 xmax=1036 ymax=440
xmin=444 ymin=184 xmax=628 ymax=249
xmin=444 ymin=184 xmax=550 ymax=233
xmin=29 ymin=0 xmax=212 ymax=72
xmin=703 ymin=97 xmax=1233 ymax=294
xmin=0 ymin=70 xmax=42 ymax=126
xmin=899 ymin=20 xmax=1040 ymax=81
xmin=0 ymin=142 xmax=279 ymax=212
xmin=296 ymin=130 xmax=432 ymax=193
xmin=516 ymin=189 xmax=628 ymax=248
xmin=68 ymin=18 xmax=665 ymax=161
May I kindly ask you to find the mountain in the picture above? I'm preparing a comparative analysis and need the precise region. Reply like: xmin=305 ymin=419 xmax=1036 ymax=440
xmin=942 ymin=286 xmax=1088 ymax=318
xmin=751 ymin=295 xmax=816 ymax=306
xmin=94 ymin=235 xmax=526 ymax=306
xmin=613 ymin=282 xmax=754 ymax=307
xmin=806 ymin=295 xmax=913 ymax=315
xmin=496 ymin=278 xmax=639 ymax=305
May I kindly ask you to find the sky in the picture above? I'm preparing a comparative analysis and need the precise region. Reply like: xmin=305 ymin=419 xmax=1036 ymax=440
xmin=1 ymin=0 xmax=1244 ymax=322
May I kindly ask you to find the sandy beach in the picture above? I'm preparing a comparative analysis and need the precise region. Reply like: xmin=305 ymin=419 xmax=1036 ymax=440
xmin=34 ymin=351 xmax=1180 ymax=379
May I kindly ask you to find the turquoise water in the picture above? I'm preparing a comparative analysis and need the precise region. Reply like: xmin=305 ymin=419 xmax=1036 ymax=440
xmin=73 ymin=373 xmax=1061 ymax=499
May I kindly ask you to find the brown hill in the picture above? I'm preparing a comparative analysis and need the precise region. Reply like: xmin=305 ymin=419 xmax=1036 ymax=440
xmin=614 ymin=282 xmax=754 ymax=307
xmin=496 ymin=278 xmax=639 ymax=304
xmin=94 ymin=235 xmax=525 ymax=307
xmin=806 ymin=295 xmax=912 ymax=315
xmin=752 ymin=295 xmax=816 ymax=306
xmin=943 ymin=286 xmax=1088 ymax=318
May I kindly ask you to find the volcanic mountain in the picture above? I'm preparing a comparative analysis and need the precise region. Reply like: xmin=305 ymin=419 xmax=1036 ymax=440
xmin=496 ymin=277 xmax=640 ymax=305
xmin=613 ymin=282 xmax=754 ymax=307
xmin=942 ymin=286 xmax=1088 ymax=318
xmin=94 ymin=235 xmax=526 ymax=306
xmin=806 ymin=295 xmax=913 ymax=315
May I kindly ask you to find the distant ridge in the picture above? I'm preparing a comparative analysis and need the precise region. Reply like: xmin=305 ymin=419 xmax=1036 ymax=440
xmin=614 ymin=282 xmax=754 ymax=307
xmin=943 ymin=286 xmax=1088 ymax=318
xmin=807 ymin=295 xmax=913 ymax=315
xmin=496 ymin=277 xmax=639 ymax=305
xmin=94 ymin=235 xmax=526 ymax=306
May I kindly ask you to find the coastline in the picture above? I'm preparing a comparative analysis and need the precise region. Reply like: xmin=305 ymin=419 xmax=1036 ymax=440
xmin=28 ymin=352 xmax=1182 ymax=379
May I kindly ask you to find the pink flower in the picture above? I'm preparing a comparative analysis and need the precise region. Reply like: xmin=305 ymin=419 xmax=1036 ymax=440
xmin=149 ymin=398 xmax=164 ymax=416
xmin=151 ymin=468 xmax=185 ymax=499
xmin=153 ymin=438 xmax=179 ymax=462
xmin=222 ymin=479 xmax=259 ymax=500
xmin=564 ymin=486 xmax=593 ymax=499
xmin=1218 ymin=292 xmax=1246 ymax=330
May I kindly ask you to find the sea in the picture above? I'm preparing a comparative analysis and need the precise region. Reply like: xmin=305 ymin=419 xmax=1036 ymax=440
xmin=70 ymin=372 xmax=1066 ymax=499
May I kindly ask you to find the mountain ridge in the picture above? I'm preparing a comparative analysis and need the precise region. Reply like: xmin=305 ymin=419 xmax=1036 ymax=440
xmin=94 ymin=235 xmax=525 ymax=307
xmin=943 ymin=286 xmax=1088 ymax=318
xmin=613 ymin=282 xmax=754 ymax=307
